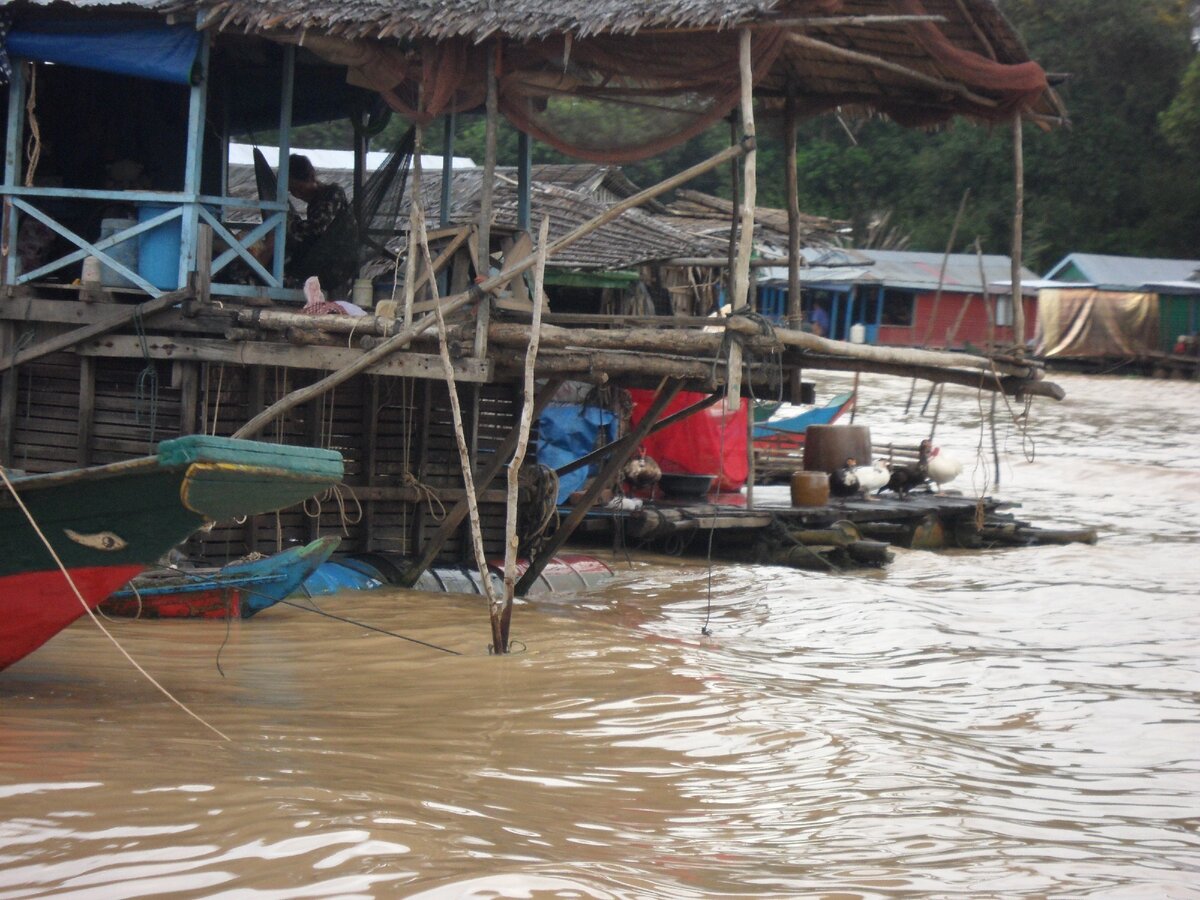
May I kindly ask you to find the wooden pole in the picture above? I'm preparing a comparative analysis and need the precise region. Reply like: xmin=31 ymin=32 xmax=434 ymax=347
xmin=515 ymin=378 xmax=684 ymax=596
xmin=785 ymin=87 xmax=802 ymax=331
xmin=1011 ymin=114 xmax=1026 ymax=354
xmin=725 ymin=27 xmax=757 ymax=406
xmin=414 ymin=169 xmax=506 ymax=651
xmin=232 ymin=138 xmax=751 ymax=440
xmin=400 ymin=377 xmax=563 ymax=587
xmin=403 ymin=122 xmax=423 ymax=326
xmin=923 ymin=188 xmax=969 ymax=348
xmin=499 ymin=215 xmax=549 ymax=649
xmin=475 ymin=46 xmax=498 ymax=360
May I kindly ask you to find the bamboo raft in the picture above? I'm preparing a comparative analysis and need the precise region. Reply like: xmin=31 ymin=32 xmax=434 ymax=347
xmin=571 ymin=491 xmax=1098 ymax=572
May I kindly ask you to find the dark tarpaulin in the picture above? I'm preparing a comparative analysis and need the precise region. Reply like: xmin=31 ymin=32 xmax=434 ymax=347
xmin=7 ymin=21 xmax=201 ymax=85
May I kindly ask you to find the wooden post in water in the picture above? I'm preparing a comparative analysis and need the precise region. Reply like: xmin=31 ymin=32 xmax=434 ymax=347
xmin=785 ymin=87 xmax=802 ymax=331
xmin=725 ymin=28 xmax=757 ymax=405
xmin=500 ymin=216 xmax=549 ymax=649
xmin=475 ymin=48 xmax=498 ymax=359
xmin=1011 ymin=114 xmax=1025 ymax=354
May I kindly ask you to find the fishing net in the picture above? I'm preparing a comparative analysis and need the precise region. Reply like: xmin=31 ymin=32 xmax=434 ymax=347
xmin=253 ymin=125 xmax=416 ymax=293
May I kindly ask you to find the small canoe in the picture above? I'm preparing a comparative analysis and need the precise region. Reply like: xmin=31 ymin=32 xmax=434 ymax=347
xmin=100 ymin=536 xmax=341 ymax=620
xmin=753 ymin=392 xmax=855 ymax=441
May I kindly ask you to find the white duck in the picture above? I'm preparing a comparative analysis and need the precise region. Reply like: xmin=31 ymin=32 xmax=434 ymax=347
xmin=851 ymin=460 xmax=891 ymax=499
xmin=926 ymin=446 xmax=963 ymax=491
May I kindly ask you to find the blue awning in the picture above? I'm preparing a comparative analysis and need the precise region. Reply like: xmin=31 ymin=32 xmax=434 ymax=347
xmin=7 ymin=21 xmax=200 ymax=85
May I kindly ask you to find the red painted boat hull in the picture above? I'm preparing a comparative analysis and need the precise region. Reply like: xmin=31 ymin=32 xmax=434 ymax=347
xmin=97 ymin=586 xmax=245 ymax=620
xmin=0 ymin=564 xmax=145 ymax=669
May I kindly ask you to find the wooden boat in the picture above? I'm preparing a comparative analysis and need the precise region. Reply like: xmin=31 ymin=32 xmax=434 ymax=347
xmin=753 ymin=392 xmax=855 ymax=482
xmin=754 ymin=392 xmax=855 ymax=449
xmin=0 ymin=435 xmax=344 ymax=669
xmin=99 ymin=536 xmax=341 ymax=620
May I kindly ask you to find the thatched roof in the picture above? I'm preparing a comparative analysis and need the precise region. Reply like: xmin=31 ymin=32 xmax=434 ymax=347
xmin=226 ymin=160 xmax=720 ymax=271
xmin=178 ymin=0 xmax=1063 ymax=124
xmin=661 ymin=189 xmax=846 ymax=247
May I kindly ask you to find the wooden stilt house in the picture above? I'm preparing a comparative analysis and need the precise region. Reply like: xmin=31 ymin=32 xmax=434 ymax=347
xmin=0 ymin=0 xmax=1067 ymax=591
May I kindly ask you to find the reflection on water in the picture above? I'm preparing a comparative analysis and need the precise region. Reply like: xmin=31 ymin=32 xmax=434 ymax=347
xmin=2 ymin=374 xmax=1199 ymax=898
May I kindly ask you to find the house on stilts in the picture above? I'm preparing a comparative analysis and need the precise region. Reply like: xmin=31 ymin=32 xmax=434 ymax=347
xmin=0 ymin=0 xmax=1071 ymax=615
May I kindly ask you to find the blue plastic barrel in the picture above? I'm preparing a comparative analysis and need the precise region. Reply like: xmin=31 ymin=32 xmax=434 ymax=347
xmin=137 ymin=202 xmax=183 ymax=290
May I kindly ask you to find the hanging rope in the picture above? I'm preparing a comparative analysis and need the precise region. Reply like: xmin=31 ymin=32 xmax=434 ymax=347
xmin=132 ymin=306 xmax=159 ymax=445
xmin=0 ymin=465 xmax=231 ymax=740
xmin=23 ymin=64 xmax=41 ymax=187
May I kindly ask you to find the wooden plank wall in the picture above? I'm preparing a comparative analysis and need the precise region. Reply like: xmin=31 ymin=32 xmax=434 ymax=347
xmin=7 ymin=353 xmax=521 ymax=567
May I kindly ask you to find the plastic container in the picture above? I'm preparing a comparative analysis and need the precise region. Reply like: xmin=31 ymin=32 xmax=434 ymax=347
xmin=98 ymin=218 xmax=138 ymax=288
xmin=137 ymin=201 xmax=183 ymax=290
xmin=803 ymin=424 xmax=873 ymax=474
xmin=352 ymin=278 xmax=375 ymax=310
xmin=790 ymin=470 xmax=830 ymax=507
xmin=81 ymin=255 xmax=102 ymax=284
xmin=849 ymin=322 xmax=866 ymax=344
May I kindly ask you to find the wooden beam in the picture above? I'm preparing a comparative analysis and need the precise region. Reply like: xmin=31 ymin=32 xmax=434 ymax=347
xmin=515 ymin=378 xmax=685 ymax=596
xmin=786 ymin=32 xmax=999 ymax=109
xmin=78 ymin=334 xmax=493 ymax=383
xmin=0 ymin=287 xmax=190 ymax=373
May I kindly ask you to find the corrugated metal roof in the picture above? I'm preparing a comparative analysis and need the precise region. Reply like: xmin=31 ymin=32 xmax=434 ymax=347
xmin=762 ymin=248 xmax=1036 ymax=293
xmin=1044 ymin=253 xmax=1200 ymax=290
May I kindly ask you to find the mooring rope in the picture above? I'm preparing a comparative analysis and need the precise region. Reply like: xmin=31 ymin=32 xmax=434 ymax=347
xmin=0 ymin=465 xmax=231 ymax=741
xmin=278 ymin=597 xmax=460 ymax=655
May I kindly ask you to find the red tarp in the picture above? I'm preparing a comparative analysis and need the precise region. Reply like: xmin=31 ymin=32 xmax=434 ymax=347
xmin=629 ymin=390 xmax=747 ymax=492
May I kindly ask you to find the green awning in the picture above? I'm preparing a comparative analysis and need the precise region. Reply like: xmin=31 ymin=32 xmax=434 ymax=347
xmin=544 ymin=270 xmax=641 ymax=289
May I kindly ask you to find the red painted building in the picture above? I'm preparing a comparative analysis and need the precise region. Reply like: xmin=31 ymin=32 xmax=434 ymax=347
xmin=759 ymin=248 xmax=1038 ymax=349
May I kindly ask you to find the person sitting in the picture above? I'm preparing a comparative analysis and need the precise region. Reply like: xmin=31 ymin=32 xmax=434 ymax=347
xmin=251 ymin=154 xmax=358 ymax=294
xmin=808 ymin=303 xmax=830 ymax=337
xmin=282 ymin=154 xmax=358 ymax=293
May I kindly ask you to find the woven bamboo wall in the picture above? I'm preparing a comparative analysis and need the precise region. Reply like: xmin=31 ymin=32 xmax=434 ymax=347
xmin=9 ymin=353 xmax=519 ymax=566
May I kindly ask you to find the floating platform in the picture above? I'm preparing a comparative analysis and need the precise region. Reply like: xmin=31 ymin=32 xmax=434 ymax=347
xmin=570 ymin=491 xmax=1098 ymax=571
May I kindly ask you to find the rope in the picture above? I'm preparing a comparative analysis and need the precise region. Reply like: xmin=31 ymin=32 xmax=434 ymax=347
xmin=209 ymin=364 xmax=225 ymax=435
xmin=989 ymin=359 xmax=1036 ymax=463
xmin=280 ymin=597 xmax=460 ymax=655
xmin=0 ymin=465 xmax=231 ymax=740
xmin=23 ymin=64 xmax=41 ymax=187
xmin=133 ymin=306 xmax=159 ymax=445
xmin=301 ymin=483 xmax=365 ymax=536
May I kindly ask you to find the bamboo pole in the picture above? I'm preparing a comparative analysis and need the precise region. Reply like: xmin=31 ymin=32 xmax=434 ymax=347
xmin=403 ymin=123 xmax=423 ymax=326
xmin=399 ymin=377 xmax=564 ymax=588
xmin=786 ymin=33 xmax=999 ymax=109
xmin=923 ymin=188 xmax=969 ymax=348
xmin=785 ymin=87 xmax=802 ymax=330
xmin=475 ymin=45 xmax=498 ymax=359
xmin=1011 ymin=114 xmax=1026 ymax=353
xmin=486 ymin=320 xmax=1044 ymax=380
xmin=725 ymin=27 xmax=757 ymax=405
xmin=232 ymin=139 xmax=752 ymax=440
xmin=499 ymin=216 xmax=549 ymax=650
xmin=945 ymin=235 xmax=985 ymax=349
xmin=414 ymin=168 xmax=506 ymax=652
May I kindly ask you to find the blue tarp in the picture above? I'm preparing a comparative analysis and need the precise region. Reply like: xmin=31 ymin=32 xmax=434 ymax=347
xmin=538 ymin=404 xmax=617 ymax=504
xmin=7 ymin=22 xmax=200 ymax=85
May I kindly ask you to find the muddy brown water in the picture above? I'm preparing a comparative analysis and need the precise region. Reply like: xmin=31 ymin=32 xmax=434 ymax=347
xmin=2 ymin=373 xmax=1198 ymax=898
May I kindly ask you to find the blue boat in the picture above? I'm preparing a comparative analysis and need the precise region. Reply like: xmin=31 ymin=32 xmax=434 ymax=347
xmin=99 ymin=536 xmax=341 ymax=619
xmin=753 ymin=392 xmax=856 ymax=442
